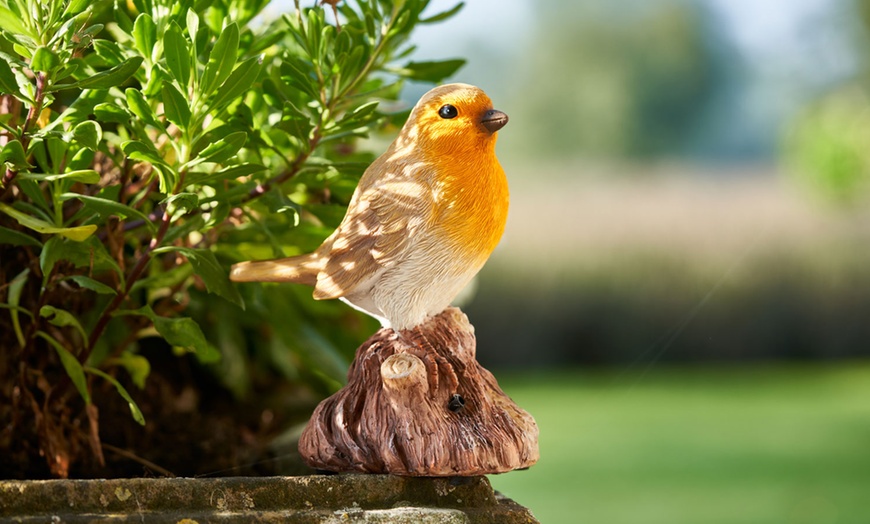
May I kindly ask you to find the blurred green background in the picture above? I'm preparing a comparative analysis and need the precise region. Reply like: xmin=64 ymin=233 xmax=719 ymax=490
xmin=274 ymin=0 xmax=870 ymax=522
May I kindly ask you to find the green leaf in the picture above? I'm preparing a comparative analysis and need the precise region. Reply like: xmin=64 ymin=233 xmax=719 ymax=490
xmin=84 ymin=366 xmax=145 ymax=425
xmin=203 ymin=200 xmax=230 ymax=229
xmin=64 ymin=0 xmax=90 ymax=16
xmin=73 ymin=121 xmax=102 ymax=150
xmin=45 ymin=87 xmax=107 ymax=130
xmin=53 ymin=57 xmax=144 ymax=91
xmin=130 ymin=0 xmax=149 ymax=15
xmin=133 ymin=13 xmax=157 ymax=60
xmin=262 ymin=187 xmax=300 ymax=219
xmin=162 ymin=82 xmax=190 ymax=129
xmin=65 ymin=275 xmax=117 ymax=295
xmin=186 ymin=162 xmax=266 ymax=186
xmin=15 ymin=179 xmax=49 ymax=213
xmin=93 ymin=40 xmax=126 ymax=67
xmin=278 ymin=101 xmax=314 ymax=141
xmin=50 ymin=16 xmax=89 ymax=51
xmin=0 ymin=225 xmax=41 ymax=247
xmin=164 ymin=22 xmax=191 ymax=87
xmin=194 ymin=27 xmax=209 ymax=63
xmin=31 ymin=46 xmax=60 ymax=73
xmin=39 ymin=236 xmax=123 ymax=286
xmin=34 ymin=136 xmax=69 ymax=174
xmin=393 ymin=59 xmax=465 ymax=83
xmin=38 ymin=331 xmax=91 ymax=405
xmin=280 ymin=57 xmax=319 ymax=100
xmin=79 ymin=25 xmax=104 ymax=41
xmin=113 ymin=0 xmax=133 ymax=33
xmin=329 ymin=100 xmax=380 ymax=135
xmin=74 ymin=150 xmax=102 ymax=173
xmin=210 ymin=55 xmax=261 ymax=111
xmin=1 ymin=139 xmax=28 ymax=169
xmin=93 ymin=102 xmax=131 ymax=123
xmin=18 ymin=170 xmax=101 ymax=183
xmin=125 ymin=87 xmax=162 ymax=128
xmin=0 ymin=202 xmax=97 ymax=241
xmin=337 ymin=47 xmax=366 ymax=89
xmin=59 ymin=193 xmax=157 ymax=232
xmin=186 ymin=131 xmax=246 ymax=167
xmin=153 ymin=246 xmax=244 ymax=308
xmin=0 ymin=56 xmax=19 ymax=95
xmin=129 ymin=262 xmax=193 ymax=293
xmin=118 ymin=305 xmax=220 ymax=364
xmin=12 ymin=44 xmax=31 ymax=61
xmin=157 ymin=316 xmax=220 ymax=363
xmin=121 ymin=141 xmax=175 ymax=190
xmin=0 ymin=302 xmax=33 ymax=317
xmin=113 ymin=352 xmax=150 ymax=389
xmin=141 ymin=59 xmax=166 ymax=97
xmin=186 ymin=9 xmax=199 ymax=61
xmin=363 ymin=10 xmax=376 ymax=38
xmin=7 ymin=268 xmax=29 ymax=348
xmin=40 ymin=305 xmax=88 ymax=342
xmin=0 ymin=6 xmax=28 ymax=36
xmin=122 ymin=140 xmax=168 ymax=167
xmin=419 ymin=2 xmax=464 ymax=23
xmin=162 ymin=192 xmax=198 ymax=216
xmin=202 ymin=22 xmax=239 ymax=95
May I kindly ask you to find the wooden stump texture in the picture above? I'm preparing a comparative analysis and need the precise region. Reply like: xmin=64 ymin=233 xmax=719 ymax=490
xmin=298 ymin=307 xmax=539 ymax=476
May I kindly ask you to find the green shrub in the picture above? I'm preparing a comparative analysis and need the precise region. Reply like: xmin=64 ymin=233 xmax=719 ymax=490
xmin=784 ymin=86 xmax=870 ymax=206
xmin=0 ymin=0 xmax=464 ymax=477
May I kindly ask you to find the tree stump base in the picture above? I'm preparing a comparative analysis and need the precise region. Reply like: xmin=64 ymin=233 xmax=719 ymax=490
xmin=298 ymin=307 xmax=539 ymax=476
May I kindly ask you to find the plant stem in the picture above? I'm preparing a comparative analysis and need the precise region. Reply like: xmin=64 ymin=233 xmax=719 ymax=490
xmin=84 ymin=209 xmax=172 ymax=359
xmin=336 ymin=5 xmax=398 ymax=100
xmin=1 ymin=72 xmax=48 ymax=199
xmin=243 ymin=129 xmax=320 ymax=202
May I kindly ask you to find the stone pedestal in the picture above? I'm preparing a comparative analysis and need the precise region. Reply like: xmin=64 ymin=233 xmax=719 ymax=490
xmin=0 ymin=475 xmax=539 ymax=523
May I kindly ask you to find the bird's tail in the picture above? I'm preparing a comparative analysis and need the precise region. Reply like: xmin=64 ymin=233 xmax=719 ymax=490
xmin=230 ymin=253 xmax=320 ymax=285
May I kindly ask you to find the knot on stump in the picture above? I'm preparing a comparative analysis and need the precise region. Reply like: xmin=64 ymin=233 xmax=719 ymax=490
xmin=298 ymin=307 xmax=539 ymax=476
xmin=381 ymin=353 xmax=427 ymax=388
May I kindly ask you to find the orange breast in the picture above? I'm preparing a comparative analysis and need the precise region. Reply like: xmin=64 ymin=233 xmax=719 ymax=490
xmin=431 ymin=150 xmax=509 ymax=267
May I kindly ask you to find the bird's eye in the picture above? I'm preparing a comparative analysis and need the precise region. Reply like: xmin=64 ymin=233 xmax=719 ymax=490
xmin=438 ymin=104 xmax=458 ymax=119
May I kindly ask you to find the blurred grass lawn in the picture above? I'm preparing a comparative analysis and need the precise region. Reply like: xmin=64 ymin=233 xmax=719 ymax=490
xmin=490 ymin=363 xmax=870 ymax=524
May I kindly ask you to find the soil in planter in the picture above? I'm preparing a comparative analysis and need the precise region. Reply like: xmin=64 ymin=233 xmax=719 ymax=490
xmin=0 ymin=341 xmax=318 ymax=480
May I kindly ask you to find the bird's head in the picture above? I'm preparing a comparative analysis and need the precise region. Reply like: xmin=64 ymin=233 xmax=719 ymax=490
xmin=397 ymin=83 xmax=508 ymax=156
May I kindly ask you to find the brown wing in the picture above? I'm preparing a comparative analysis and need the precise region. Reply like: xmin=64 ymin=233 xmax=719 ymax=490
xmin=312 ymin=172 xmax=432 ymax=300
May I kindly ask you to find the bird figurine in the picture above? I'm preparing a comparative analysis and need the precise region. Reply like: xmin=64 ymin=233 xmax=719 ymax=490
xmin=230 ymin=83 xmax=509 ymax=331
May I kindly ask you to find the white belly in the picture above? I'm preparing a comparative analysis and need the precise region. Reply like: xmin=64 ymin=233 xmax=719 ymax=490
xmin=341 ymin=240 xmax=484 ymax=330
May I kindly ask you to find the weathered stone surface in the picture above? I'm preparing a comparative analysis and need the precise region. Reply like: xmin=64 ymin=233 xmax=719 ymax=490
xmin=299 ymin=307 xmax=539 ymax=476
xmin=325 ymin=507 xmax=469 ymax=523
xmin=0 ymin=474 xmax=538 ymax=523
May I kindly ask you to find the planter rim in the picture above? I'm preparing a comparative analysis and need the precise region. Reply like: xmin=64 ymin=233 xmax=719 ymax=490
xmin=0 ymin=474 xmax=538 ymax=523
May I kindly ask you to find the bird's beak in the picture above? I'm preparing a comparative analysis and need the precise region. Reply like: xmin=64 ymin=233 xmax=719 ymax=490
xmin=481 ymin=109 xmax=508 ymax=133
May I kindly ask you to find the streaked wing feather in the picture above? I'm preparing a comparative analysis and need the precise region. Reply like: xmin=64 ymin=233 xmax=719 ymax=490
xmin=313 ymin=177 xmax=427 ymax=300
